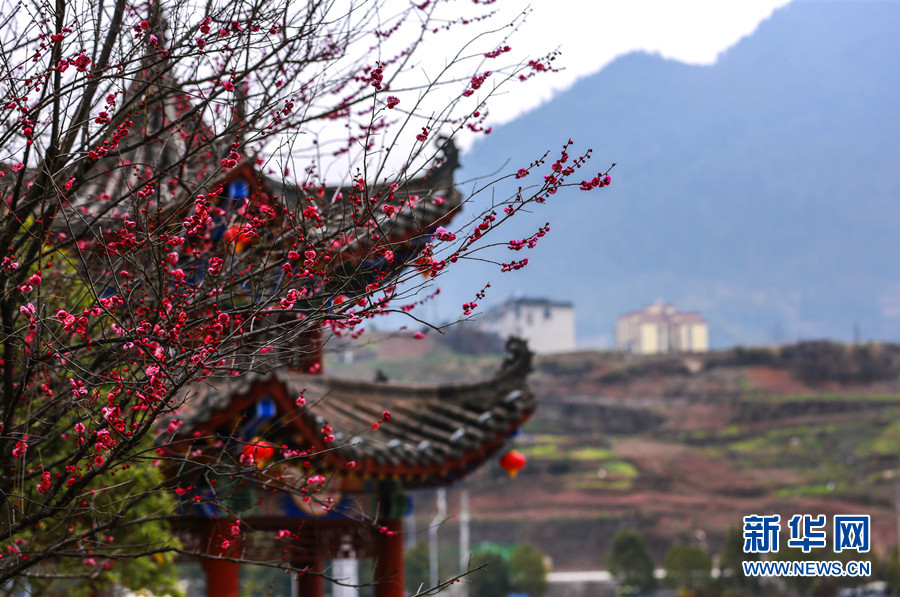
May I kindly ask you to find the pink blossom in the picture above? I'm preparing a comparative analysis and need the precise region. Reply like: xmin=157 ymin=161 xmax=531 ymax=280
xmin=12 ymin=441 xmax=27 ymax=458
xmin=207 ymin=257 xmax=223 ymax=276
xmin=386 ymin=96 xmax=399 ymax=109
xmin=433 ymin=226 xmax=456 ymax=242
xmin=71 ymin=53 xmax=92 ymax=72
xmin=36 ymin=471 xmax=51 ymax=494
xmin=19 ymin=303 xmax=35 ymax=319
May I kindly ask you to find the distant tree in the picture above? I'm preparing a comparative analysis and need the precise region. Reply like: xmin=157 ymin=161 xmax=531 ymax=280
xmin=437 ymin=326 xmax=505 ymax=356
xmin=606 ymin=529 xmax=657 ymax=594
xmin=405 ymin=543 xmax=431 ymax=595
xmin=664 ymin=544 xmax=712 ymax=590
xmin=771 ymin=546 xmax=820 ymax=595
xmin=509 ymin=542 xmax=549 ymax=597
xmin=469 ymin=552 xmax=511 ymax=597
xmin=717 ymin=527 xmax=759 ymax=591
xmin=879 ymin=548 xmax=900 ymax=595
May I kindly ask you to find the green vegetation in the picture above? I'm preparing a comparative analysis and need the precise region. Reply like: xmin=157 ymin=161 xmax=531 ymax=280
xmin=569 ymin=478 xmax=633 ymax=491
xmin=406 ymin=541 xmax=549 ymax=597
xmin=717 ymin=527 xmax=759 ymax=592
xmin=743 ymin=392 xmax=900 ymax=403
xmin=469 ymin=552 xmax=510 ymax=597
xmin=602 ymin=460 xmax=638 ymax=477
xmin=523 ymin=443 xmax=562 ymax=458
xmin=509 ymin=543 xmax=549 ymax=597
xmin=405 ymin=542 xmax=431 ymax=595
xmin=606 ymin=529 xmax=656 ymax=594
xmin=859 ymin=419 xmax=900 ymax=456
xmin=663 ymin=544 xmax=712 ymax=590
xmin=569 ymin=446 xmax=617 ymax=460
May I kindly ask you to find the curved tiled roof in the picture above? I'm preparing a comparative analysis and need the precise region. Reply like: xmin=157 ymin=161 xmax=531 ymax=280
xmin=163 ymin=338 xmax=534 ymax=490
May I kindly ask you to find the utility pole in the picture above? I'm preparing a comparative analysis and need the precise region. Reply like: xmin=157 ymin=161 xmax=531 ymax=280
xmin=895 ymin=478 xmax=900 ymax=554
xmin=458 ymin=490 xmax=471 ymax=597
xmin=430 ymin=489 xmax=447 ymax=589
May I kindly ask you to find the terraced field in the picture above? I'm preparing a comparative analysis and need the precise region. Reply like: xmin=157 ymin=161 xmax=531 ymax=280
xmin=327 ymin=335 xmax=900 ymax=569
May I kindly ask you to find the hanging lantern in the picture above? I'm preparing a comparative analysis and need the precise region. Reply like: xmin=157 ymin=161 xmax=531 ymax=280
xmin=224 ymin=226 xmax=253 ymax=251
xmin=499 ymin=449 xmax=527 ymax=478
xmin=242 ymin=438 xmax=277 ymax=467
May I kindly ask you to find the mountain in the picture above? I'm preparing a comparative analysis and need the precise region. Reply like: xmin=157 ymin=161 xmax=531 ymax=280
xmin=425 ymin=1 xmax=900 ymax=348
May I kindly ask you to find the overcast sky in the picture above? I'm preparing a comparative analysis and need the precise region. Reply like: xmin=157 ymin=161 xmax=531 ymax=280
xmin=307 ymin=0 xmax=792 ymax=179
xmin=445 ymin=0 xmax=791 ymax=137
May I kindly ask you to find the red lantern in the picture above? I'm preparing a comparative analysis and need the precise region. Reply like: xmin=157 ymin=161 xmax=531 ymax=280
xmin=224 ymin=226 xmax=253 ymax=249
xmin=499 ymin=449 xmax=527 ymax=478
xmin=242 ymin=438 xmax=277 ymax=467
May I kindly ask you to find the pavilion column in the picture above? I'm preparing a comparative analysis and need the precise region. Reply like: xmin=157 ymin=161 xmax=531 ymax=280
xmin=373 ymin=480 xmax=407 ymax=597
xmin=292 ymin=552 xmax=324 ymax=597
xmin=201 ymin=519 xmax=242 ymax=597
xmin=295 ymin=327 xmax=322 ymax=374
xmin=374 ymin=517 xmax=405 ymax=597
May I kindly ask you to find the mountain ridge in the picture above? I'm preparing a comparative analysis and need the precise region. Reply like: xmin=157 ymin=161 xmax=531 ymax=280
xmin=430 ymin=1 xmax=899 ymax=348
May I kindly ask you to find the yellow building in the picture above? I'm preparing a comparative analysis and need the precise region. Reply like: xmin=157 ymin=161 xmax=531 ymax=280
xmin=615 ymin=302 xmax=709 ymax=354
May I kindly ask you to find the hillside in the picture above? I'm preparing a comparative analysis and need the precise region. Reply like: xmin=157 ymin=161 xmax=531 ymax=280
xmin=326 ymin=336 xmax=900 ymax=571
xmin=421 ymin=1 xmax=900 ymax=348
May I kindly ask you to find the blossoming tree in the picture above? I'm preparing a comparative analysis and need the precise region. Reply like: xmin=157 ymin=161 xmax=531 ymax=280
xmin=0 ymin=0 xmax=612 ymax=592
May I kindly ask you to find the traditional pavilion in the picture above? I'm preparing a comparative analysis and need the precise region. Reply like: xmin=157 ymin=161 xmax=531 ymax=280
xmin=161 ymin=337 xmax=534 ymax=597
xmin=153 ymin=146 xmax=537 ymax=597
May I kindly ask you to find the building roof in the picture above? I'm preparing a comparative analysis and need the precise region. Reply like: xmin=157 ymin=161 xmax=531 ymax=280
xmin=668 ymin=312 xmax=706 ymax=325
xmin=161 ymin=337 xmax=535 ymax=491
xmin=487 ymin=297 xmax=575 ymax=311
xmin=617 ymin=303 xmax=706 ymax=324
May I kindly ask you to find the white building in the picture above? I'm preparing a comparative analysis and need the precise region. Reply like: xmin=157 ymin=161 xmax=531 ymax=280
xmin=615 ymin=302 xmax=709 ymax=354
xmin=476 ymin=298 xmax=576 ymax=354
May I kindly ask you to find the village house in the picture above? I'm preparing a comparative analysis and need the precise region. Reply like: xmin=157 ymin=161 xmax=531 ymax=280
xmin=615 ymin=302 xmax=709 ymax=354
xmin=476 ymin=297 xmax=577 ymax=354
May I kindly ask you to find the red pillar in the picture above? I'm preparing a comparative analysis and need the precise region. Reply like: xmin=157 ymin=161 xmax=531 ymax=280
xmin=202 ymin=558 xmax=241 ymax=597
xmin=373 ymin=517 xmax=404 ymax=597
xmin=292 ymin=555 xmax=324 ymax=597
xmin=201 ymin=519 xmax=242 ymax=597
